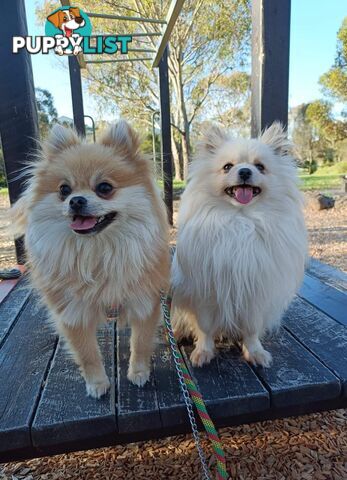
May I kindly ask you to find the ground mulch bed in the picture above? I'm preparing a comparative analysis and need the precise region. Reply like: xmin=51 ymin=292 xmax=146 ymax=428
xmin=0 ymin=190 xmax=346 ymax=479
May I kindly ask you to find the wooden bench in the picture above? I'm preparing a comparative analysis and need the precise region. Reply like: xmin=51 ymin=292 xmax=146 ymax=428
xmin=0 ymin=258 xmax=346 ymax=463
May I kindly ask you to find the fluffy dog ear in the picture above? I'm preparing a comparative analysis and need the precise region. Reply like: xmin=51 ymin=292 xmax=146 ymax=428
xmin=100 ymin=120 xmax=140 ymax=158
xmin=260 ymin=122 xmax=293 ymax=156
xmin=199 ymin=124 xmax=229 ymax=154
xmin=44 ymin=124 xmax=80 ymax=158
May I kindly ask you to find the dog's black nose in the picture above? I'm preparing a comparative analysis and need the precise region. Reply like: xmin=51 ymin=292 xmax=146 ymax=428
xmin=69 ymin=196 xmax=87 ymax=212
xmin=238 ymin=168 xmax=252 ymax=182
xmin=75 ymin=16 xmax=84 ymax=24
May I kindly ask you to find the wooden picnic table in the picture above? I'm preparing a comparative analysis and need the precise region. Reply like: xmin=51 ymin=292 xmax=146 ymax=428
xmin=0 ymin=258 xmax=346 ymax=463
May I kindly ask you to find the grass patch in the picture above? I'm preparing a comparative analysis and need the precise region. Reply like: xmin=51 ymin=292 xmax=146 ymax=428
xmin=158 ymin=180 xmax=185 ymax=188
xmin=0 ymin=188 xmax=8 ymax=195
xmin=299 ymin=174 xmax=344 ymax=190
xmin=162 ymin=176 xmax=343 ymax=193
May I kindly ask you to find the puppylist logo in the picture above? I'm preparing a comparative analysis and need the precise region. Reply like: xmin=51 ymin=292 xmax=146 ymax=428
xmin=13 ymin=6 xmax=132 ymax=56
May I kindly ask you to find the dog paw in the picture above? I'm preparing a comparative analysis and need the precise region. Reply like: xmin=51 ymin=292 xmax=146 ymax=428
xmin=85 ymin=375 xmax=110 ymax=399
xmin=243 ymin=345 xmax=272 ymax=368
xmin=190 ymin=347 xmax=215 ymax=367
xmin=127 ymin=365 xmax=150 ymax=387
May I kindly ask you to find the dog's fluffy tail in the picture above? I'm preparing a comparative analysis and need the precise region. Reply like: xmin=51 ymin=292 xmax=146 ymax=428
xmin=171 ymin=303 xmax=195 ymax=341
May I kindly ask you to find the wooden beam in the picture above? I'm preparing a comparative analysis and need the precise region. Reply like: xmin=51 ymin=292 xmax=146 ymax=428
xmin=158 ymin=47 xmax=173 ymax=225
xmin=0 ymin=0 xmax=40 ymax=263
xmin=152 ymin=0 xmax=185 ymax=68
xmin=251 ymin=0 xmax=291 ymax=137
xmin=68 ymin=56 xmax=85 ymax=136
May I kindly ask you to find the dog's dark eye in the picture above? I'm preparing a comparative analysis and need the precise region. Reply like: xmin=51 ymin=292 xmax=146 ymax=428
xmin=59 ymin=184 xmax=71 ymax=199
xmin=255 ymin=163 xmax=265 ymax=173
xmin=63 ymin=16 xmax=68 ymax=21
xmin=223 ymin=163 xmax=233 ymax=172
xmin=96 ymin=182 xmax=113 ymax=197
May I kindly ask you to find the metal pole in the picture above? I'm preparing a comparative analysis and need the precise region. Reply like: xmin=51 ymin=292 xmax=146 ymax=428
xmin=251 ymin=0 xmax=291 ymax=137
xmin=151 ymin=111 xmax=160 ymax=177
xmin=68 ymin=56 xmax=86 ymax=137
xmin=86 ymin=58 xmax=152 ymax=64
xmin=86 ymin=12 xmax=166 ymax=24
xmin=84 ymin=115 xmax=96 ymax=142
xmin=158 ymin=46 xmax=173 ymax=225
xmin=0 ymin=0 xmax=40 ymax=263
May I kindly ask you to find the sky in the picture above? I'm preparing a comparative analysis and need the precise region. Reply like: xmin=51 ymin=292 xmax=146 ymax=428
xmin=25 ymin=0 xmax=346 ymax=121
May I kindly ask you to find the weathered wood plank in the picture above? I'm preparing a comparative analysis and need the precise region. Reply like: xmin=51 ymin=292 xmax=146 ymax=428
xmin=299 ymin=274 xmax=347 ymax=326
xmin=0 ymin=279 xmax=31 ymax=346
xmin=31 ymin=323 xmax=116 ymax=455
xmin=306 ymin=257 xmax=347 ymax=292
xmin=180 ymin=343 xmax=269 ymax=420
xmin=116 ymin=325 xmax=161 ymax=433
xmin=284 ymin=297 xmax=347 ymax=396
xmin=0 ymin=295 xmax=56 ymax=458
xmin=152 ymin=329 xmax=187 ymax=428
xmin=254 ymin=328 xmax=341 ymax=408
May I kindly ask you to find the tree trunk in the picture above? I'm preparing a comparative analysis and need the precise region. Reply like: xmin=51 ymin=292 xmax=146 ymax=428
xmin=172 ymin=135 xmax=183 ymax=181
xmin=181 ymin=132 xmax=190 ymax=180
xmin=170 ymin=47 xmax=191 ymax=181
xmin=178 ymin=76 xmax=191 ymax=179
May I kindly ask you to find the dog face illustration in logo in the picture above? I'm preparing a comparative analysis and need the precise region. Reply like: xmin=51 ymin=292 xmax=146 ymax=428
xmin=47 ymin=7 xmax=85 ymax=37
xmin=47 ymin=7 xmax=86 ymax=55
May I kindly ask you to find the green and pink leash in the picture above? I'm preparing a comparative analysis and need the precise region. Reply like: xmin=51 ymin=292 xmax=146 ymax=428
xmin=160 ymin=293 xmax=228 ymax=480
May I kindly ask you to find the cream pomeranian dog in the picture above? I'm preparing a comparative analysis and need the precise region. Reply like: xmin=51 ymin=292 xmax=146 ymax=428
xmin=172 ymin=122 xmax=307 ymax=368
xmin=12 ymin=120 xmax=169 ymax=398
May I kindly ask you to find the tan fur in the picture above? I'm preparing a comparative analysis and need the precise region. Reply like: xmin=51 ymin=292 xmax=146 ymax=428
xmin=13 ymin=121 xmax=170 ymax=398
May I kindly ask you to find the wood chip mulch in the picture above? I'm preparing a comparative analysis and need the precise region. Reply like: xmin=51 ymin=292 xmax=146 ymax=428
xmin=1 ymin=410 xmax=346 ymax=479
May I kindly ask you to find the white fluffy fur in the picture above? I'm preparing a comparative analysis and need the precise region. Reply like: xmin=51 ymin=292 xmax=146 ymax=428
xmin=172 ymin=122 xmax=308 ymax=368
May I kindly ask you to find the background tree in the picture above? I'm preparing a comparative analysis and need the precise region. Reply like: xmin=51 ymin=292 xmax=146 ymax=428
xmin=35 ymin=87 xmax=58 ymax=138
xmin=37 ymin=0 xmax=251 ymax=180
xmin=306 ymin=100 xmax=347 ymax=163
xmin=205 ymin=71 xmax=251 ymax=136
xmin=291 ymin=104 xmax=317 ymax=173
xmin=320 ymin=17 xmax=347 ymax=105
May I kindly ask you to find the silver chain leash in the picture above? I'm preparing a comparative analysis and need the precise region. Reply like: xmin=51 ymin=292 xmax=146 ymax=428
xmin=160 ymin=294 xmax=211 ymax=480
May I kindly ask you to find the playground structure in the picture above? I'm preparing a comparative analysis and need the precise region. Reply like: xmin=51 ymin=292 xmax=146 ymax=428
xmin=0 ymin=0 xmax=291 ymax=258
xmin=0 ymin=0 xmax=346 ymax=471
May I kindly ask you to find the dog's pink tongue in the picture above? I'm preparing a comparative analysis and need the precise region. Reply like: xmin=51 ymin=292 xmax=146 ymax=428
xmin=234 ymin=186 xmax=254 ymax=204
xmin=70 ymin=216 xmax=97 ymax=230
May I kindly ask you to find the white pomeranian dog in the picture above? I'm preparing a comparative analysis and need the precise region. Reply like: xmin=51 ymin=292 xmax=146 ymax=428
xmin=171 ymin=122 xmax=308 ymax=368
